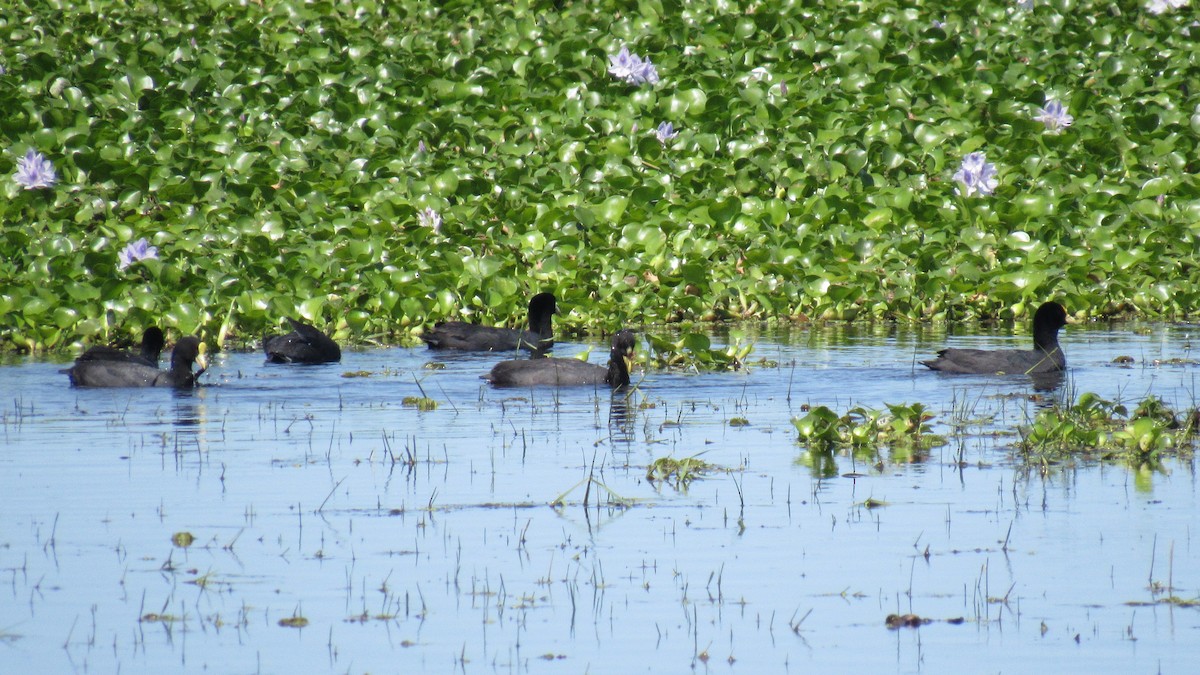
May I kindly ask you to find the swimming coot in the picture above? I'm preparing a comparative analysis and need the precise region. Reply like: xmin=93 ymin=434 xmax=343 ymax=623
xmin=264 ymin=318 xmax=342 ymax=364
xmin=75 ymin=326 xmax=166 ymax=367
xmin=422 ymin=292 xmax=557 ymax=353
xmin=921 ymin=301 xmax=1068 ymax=375
xmin=482 ymin=329 xmax=636 ymax=388
xmin=66 ymin=336 xmax=208 ymax=388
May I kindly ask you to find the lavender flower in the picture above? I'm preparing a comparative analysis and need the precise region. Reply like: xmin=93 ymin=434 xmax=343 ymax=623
xmin=417 ymin=207 xmax=442 ymax=233
xmin=637 ymin=60 xmax=660 ymax=85
xmin=654 ymin=122 xmax=678 ymax=144
xmin=953 ymin=152 xmax=998 ymax=197
xmin=1034 ymin=99 xmax=1074 ymax=132
xmin=608 ymin=46 xmax=659 ymax=86
xmin=608 ymin=47 xmax=639 ymax=82
xmin=118 ymin=238 xmax=159 ymax=270
xmin=14 ymin=149 xmax=57 ymax=190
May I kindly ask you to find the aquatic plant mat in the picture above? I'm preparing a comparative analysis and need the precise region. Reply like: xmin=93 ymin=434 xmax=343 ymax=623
xmin=3 ymin=0 xmax=1200 ymax=353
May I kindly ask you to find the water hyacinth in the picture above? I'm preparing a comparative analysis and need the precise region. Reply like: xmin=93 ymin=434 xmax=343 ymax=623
xmin=417 ymin=206 xmax=442 ymax=233
xmin=1035 ymin=99 xmax=1074 ymax=132
xmin=608 ymin=46 xmax=659 ymax=86
xmin=654 ymin=122 xmax=678 ymax=144
xmin=953 ymin=152 xmax=998 ymax=197
xmin=14 ymin=149 xmax=57 ymax=190
xmin=118 ymin=238 xmax=159 ymax=270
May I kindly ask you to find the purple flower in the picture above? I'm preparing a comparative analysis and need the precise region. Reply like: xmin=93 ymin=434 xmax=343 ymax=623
xmin=654 ymin=122 xmax=678 ymax=144
xmin=417 ymin=207 xmax=442 ymax=233
xmin=118 ymin=238 xmax=159 ymax=270
xmin=14 ymin=149 xmax=57 ymax=190
xmin=1034 ymin=99 xmax=1073 ymax=132
xmin=608 ymin=46 xmax=659 ymax=86
xmin=953 ymin=152 xmax=998 ymax=197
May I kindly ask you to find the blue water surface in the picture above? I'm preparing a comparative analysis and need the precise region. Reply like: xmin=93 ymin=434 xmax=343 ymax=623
xmin=1 ymin=320 xmax=1197 ymax=673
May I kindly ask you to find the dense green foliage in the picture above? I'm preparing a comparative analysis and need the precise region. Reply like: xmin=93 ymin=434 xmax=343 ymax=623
xmin=1018 ymin=392 xmax=1198 ymax=470
xmin=3 ymin=0 xmax=1198 ymax=351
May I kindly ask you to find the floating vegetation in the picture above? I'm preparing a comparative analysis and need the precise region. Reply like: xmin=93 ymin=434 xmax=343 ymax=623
xmin=646 ymin=332 xmax=753 ymax=371
xmin=346 ymin=612 xmax=399 ymax=623
xmin=885 ymin=614 xmax=965 ymax=629
xmin=646 ymin=455 xmax=716 ymax=487
xmin=187 ymin=572 xmax=216 ymax=589
xmin=402 ymin=396 xmax=438 ymax=411
xmin=140 ymin=613 xmax=182 ymax=624
xmin=1152 ymin=358 xmax=1199 ymax=367
xmin=1018 ymin=393 xmax=1198 ymax=471
xmin=1126 ymin=596 xmax=1200 ymax=608
xmin=729 ymin=417 xmax=750 ymax=427
xmin=552 ymin=473 xmax=632 ymax=509
xmin=792 ymin=402 xmax=947 ymax=452
xmin=171 ymin=531 xmax=195 ymax=548
xmin=885 ymin=613 xmax=931 ymax=629
xmin=341 ymin=370 xmax=373 ymax=378
xmin=278 ymin=615 xmax=309 ymax=628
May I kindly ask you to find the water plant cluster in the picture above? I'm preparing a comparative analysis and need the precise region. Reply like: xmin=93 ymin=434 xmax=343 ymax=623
xmin=794 ymin=402 xmax=945 ymax=451
xmin=645 ymin=331 xmax=754 ymax=371
xmin=3 ymin=1 xmax=1199 ymax=351
xmin=792 ymin=401 xmax=947 ymax=477
xmin=1018 ymin=392 xmax=1199 ymax=470
xmin=646 ymin=454 xmax=716 ymax=487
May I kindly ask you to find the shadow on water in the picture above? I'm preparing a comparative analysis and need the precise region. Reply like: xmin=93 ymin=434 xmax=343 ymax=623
xmin=1 ymin=320 xmax=1198 ymax=673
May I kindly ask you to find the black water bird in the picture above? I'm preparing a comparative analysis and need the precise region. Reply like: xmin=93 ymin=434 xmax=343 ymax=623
xmin=921 ymin=301 xmax=1068 ymax=375
xmin=264 ymin=317 xmax=342 ymax=364
xmin=482 ymin=329 xmax=636 ymax=388
xmin=74 ymin=327 xmax=166 ymax=367
xmin=422 ymin=292 xmax=557 ymax=353
xmin=66 ymin=336 xmax=207 ymax=388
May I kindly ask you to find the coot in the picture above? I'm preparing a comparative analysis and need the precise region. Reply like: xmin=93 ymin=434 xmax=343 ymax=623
xmin=66 ymin=336 xmax=207 ymax=388
xmin=422 ymin=292 xmax=557 ymax=353
xmin=482 ymin=329 xmax=636 ymax=388
xmin=921 ymin=302 xmax=1068 ymax=375
xmin=264 ymin=318 xmax=342 ymax=364
xmin=75 ymin=327 xmax=165 ymax=367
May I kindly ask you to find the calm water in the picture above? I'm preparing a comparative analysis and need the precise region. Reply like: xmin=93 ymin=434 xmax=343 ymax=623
xmin=1 ymin=320 xmax=1198 ymax=673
